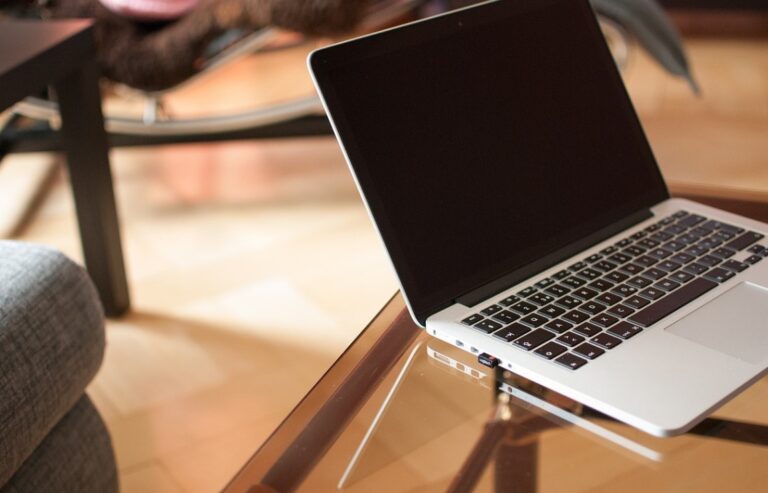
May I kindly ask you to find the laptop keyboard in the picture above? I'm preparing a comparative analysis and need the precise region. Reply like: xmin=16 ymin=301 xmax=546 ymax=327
xmin=459 ymin=211 xmax=767 ymax=371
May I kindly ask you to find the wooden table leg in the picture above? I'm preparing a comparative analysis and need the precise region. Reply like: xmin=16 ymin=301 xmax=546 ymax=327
xmin=54 ymin=59 xmax=130 ymax=316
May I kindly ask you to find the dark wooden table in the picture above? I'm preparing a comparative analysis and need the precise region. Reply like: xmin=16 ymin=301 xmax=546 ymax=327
xmin=0 ymin=20 xmax=129 ymax=316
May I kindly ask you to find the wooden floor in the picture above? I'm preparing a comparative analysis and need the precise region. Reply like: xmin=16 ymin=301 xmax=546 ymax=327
xmin=5 ymin=31 xmax=767 ymax=492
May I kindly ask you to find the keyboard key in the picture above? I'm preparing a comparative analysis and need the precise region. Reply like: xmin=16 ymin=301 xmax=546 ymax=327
xmin=563 ymin=310 xmax=590 ymax=324
xmin=474 ymin=319 xmax=504 ymax=333
xmin=577 ymin=268 xmax=602 ymax=280
xmin=556 ymin=332 xmax=585 ymax=347
xmin=669 ymin=271 xmax=695 ymax=284
xmin=748 ymin=244 xmax=766 ymax=255
xmin=718 ymin=222 xmax=744 ymax=235
xmin=462 ymin=314 xmax=483 ymax=325
xmin=594 ymin=260 xmax=617 ymax=272
xmin=535 ymin=278 xmax=555 ymax=289
xmin=556 ymin=295 xmax=582 ymax=309
xmin=701 ymin=220 xmax=721 ymax=231
xmin=573 ymin=322 xmax=602 ymax=337
xmin=588 ymin=279 xmax=614 ymax=292
xmin=600 ymin=245 xmax=619 ymax=255
xmin=627 ymin=276 xmax=652 ymax=288
xmin=624 ymin=245 xmax=646 ymax=257
xmin=595 ymin=292 xmax=622 ymax=306
xmin=604 ymin=271 xmax=630 ymax=283
xmin=510 ymin=301 xmax=538 ymax=315
xmin=534 ymin=342 xmax=568 ymax=360
xmin=644 ymin=223 xmax=662 ymax=233
xmin=579 ymin=301 xmax=606 ymax=315
xmin=615 ymin=238 xmax=632 ymax=248
xmin=654 ymin=279 xmax=681 ymax=292
xmin=721 ymin=259 xmax=749 ymax=273
xmin=619 ymin=263 xmax=645 ymax=275
xmin=630 ymin=231 xmax=646 ymax=240
xmin=650 ymin=231 xmax=674 ymax=242
xmin=725 ymin=231 xmax=764 ymax=251
xmin=612 ymin=284 xmax=638 ymax=297
xmin=545 ymin=319 xmax=573 ymax=334
xmin=683 ymin=263 xmax=709 ymax=276
xmin=711 ymin=247 xmax=736 ymax=259
xmin=521 ymin=313 xmax=548 ymax=327
xmin=539 ymin=304 xmax=566 ymax=318
xmin=492 ymin=310 xmax=521 ymax=324
xmin=481 ymin=304 xmax=503 ymax=316
xmin=493 ymin=323 xmax=531 ymax=342
xmin=663 ymin=224 xmax=687 ymax=236
xmin=639 ymin=287 xmax=665 ymax=300
xmin=608 ymin=253 xmax=632 ymax=264
xmin=608 ymin=321 xmax=643 ymax=339
xmin=555 ymin=353 xmax=588 ymax=370
xmin=698 ymin=237 xmax=722 ymax=250
xmin=670 ymin=252 xmax=696 ymax=264
xmin=746 ymin=255 xmax=764 ymax=265
xmin=633 ymin=255 xmax=659 ymax=268
xmin=606 ymin=304 xmax=635 ymax=318
xmin=677 ymin=214 xmax=706 ymax=227
xmin=637 ymin=238 xmax=660 ymax=249
xmin=664 ymin=240 xmax=687 ymax=252
xmin=552 ymin=269 xmax=571 ymax=280
xmin=677 ymin=233 xmax=700 ymax=245
xmin=562 ymin=276 xmax=587 ymax=289
xmin=591 ymin=332 xmax=622 ymax=349
xmin=586 ymin=253 xmax=602 ymax=263
xmin=499 ymin=295 xmax=521 ymax=307
xmin=685 ymin=244 xmax=707 ymax=257
xmin=517 ymin=286 xmax=537 ymax=297
xmin=689 ymin=226 xmax=713 ymax=237
xmin=513 ymin=329 xmax=555 ymax=351
xmin=661 ymin=216 xmax=676 ymax=225
xmin=529 ymin=292 xmax=555 ymax=306
xmin=643 ymin=267 xmax=668 ymax=280
xmin=573 ymin=343 xmax=605 ymax=360
xmin=703 ymin=267 xmax=735 ymax=283
xmin=656 ymin=260 xmax=682 ymax=272
xmin=648 ymin=248 xmax=673 ymax=260
xmin=713 ymin=231 xmax=735 ymax=242
xmin=623 ymin=295 xmax=650 ymax=309
xmin=698 ymin=255 xmax=722 ymax=267
xmin=591 ymin=313 xmax=619 ymax=328
xmin=545 ymin=284 xmax=570 ymax=297
xmin=572 ymin=287 xmax=599 ymax=300
xmin=568 ymin=261 xmax=588 ymax=272
xmin=628 ymin=278 xmax=718 ymax=327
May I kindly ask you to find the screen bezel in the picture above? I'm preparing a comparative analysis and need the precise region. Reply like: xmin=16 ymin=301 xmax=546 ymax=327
xmin=309 ymin=0 xmax=668 ymax=325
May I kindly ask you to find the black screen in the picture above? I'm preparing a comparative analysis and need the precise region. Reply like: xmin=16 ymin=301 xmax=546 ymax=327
xmin=311 ymin=0 xmax=667 ymax=324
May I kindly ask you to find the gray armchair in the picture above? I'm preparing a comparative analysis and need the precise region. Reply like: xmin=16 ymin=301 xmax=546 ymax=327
xmin=0 ymin=241 xmax=118 ymax=492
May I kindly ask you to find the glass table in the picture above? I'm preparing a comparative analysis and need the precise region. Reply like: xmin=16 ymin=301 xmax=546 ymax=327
xmin=223 ymin=291 xmax=768 ymax=493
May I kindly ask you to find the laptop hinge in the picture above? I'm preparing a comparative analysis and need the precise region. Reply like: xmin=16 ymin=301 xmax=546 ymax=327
xmin=456 ymin=208 xmax=653 ymax=308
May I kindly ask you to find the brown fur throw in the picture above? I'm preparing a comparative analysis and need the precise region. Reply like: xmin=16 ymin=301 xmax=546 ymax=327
xmin=43 ymin=0 xmax=373 ymax=91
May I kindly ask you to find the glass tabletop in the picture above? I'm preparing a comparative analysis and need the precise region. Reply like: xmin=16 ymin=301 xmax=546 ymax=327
xmin=223 ymin=293 xmax=768 ymax=493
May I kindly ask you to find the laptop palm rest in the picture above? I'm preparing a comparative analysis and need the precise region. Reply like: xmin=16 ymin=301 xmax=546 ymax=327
xmin=665 ymin=282 xmax=768 ymax=365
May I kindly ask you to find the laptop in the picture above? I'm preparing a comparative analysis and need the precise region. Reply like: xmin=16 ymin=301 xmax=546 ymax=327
xmin=308 ymin=0 xmax=768 ymax=436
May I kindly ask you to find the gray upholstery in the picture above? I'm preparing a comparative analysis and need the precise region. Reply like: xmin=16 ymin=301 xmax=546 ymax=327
xmin=0 ymin=241 xmax=116 ymax=491
xmin=1 ymin=396 xmax=118 ymax=492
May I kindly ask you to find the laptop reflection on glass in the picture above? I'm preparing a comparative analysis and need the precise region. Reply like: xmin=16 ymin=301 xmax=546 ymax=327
xmin=309 ymin=0 xmax=768 ymax=436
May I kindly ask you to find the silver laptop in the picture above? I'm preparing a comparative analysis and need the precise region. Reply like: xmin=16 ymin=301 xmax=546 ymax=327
xmin=308 ymin=0 xmax=768 ymax=436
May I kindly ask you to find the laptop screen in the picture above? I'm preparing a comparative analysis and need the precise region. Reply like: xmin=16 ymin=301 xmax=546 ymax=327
xmin=311 ymin=0 xmax=668 ymax=324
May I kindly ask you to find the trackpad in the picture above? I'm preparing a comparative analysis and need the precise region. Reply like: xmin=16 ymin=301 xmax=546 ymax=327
xmin=666 ymin=282 xmax=768 ymax=365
